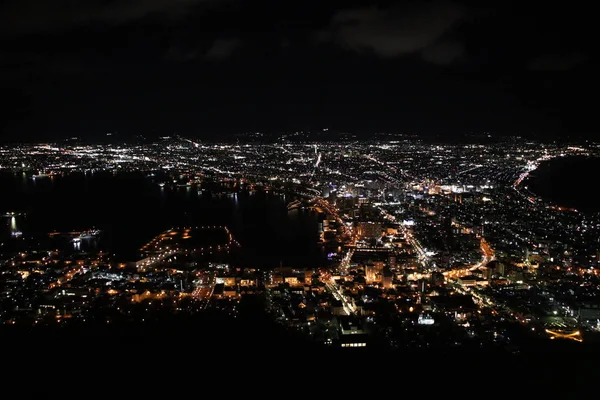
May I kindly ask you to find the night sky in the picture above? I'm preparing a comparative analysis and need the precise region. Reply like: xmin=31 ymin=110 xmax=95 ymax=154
xmin=0 ymin=0 xmax=597 ymax=141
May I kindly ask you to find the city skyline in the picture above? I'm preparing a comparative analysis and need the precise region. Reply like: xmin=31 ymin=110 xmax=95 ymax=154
xmin=3 ymin=2 xmax=600 ymax=387
xmin=1 ymin=135 xmax=599 ymax=387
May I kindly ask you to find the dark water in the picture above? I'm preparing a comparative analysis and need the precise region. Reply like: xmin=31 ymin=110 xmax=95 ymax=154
xmin=0 ymin=171 xmax=326 ymax=268
xmin=526 ymin=156 xmax=600 ymax=212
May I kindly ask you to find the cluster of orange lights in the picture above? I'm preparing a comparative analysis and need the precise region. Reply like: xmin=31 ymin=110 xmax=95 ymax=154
xmin=546 ymin=329 xmax=583 ymax=343
xmin=139 ymin=226 xmax=241 ymax=256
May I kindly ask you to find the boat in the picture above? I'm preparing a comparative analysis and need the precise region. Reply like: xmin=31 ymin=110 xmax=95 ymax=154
xmin=79 ymin=229 xmax=102 ymax=239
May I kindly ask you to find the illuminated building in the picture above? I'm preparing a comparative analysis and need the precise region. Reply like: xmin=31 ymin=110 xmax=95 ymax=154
xmin=304 ymin=270 xmax=313 ymax=285
xmin=356 ymin=221 xmax=383 ymax=239
xmin=338 ymin=316 xmax=364 ymax=335
xmin=365 ymin=262 xmax=384 ymax=283
xmin=382 ymin=270 xmax=393 ymax=289
xmin=418 ymin=313 xmax=435 ymax=325
xmin=338 ymin=316 xmax=368 ymax=348
xmin=284 ymin=276 xmax=300 ymax=286
xmin=223 ymin=286 xmax=238 ymax=298
xmin=216 ymin=276 xmax=236 ymax=286
xmin=458 ymin=275 xmax=478 ymax=287
xmin=578 ymin=303 xmax=600 ymax=320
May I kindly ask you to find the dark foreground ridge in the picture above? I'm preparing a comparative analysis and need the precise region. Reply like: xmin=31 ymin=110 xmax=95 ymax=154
xmin=2 ymin=313 xmax=599 ymax=392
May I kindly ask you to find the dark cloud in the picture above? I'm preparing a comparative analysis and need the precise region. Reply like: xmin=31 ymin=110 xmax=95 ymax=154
xmin=0 ymin=47 xmax=101 ymax=82
xmin=527 ymin=53 xmax=588 ymax=71
xmin=1 ymin=0 xmax=598 ymax=139
xmin=0 ymin=0 xmax=213 ymax=35
xmin=205 ymin=38 xmax=241 ymax=60
xmin=421 ymin=40 xmax=465 ymax=65
xmin=321 ymin=1 xmax=465 ymax=60
xmin=165 ymin=45 xmax=200 ymax=62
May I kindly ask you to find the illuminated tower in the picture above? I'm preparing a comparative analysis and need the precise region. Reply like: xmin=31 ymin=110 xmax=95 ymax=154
xmin=10 ymin=215 xmax=22 ymax=237
xmin=10 ymin=216 xmax=17 ymax=233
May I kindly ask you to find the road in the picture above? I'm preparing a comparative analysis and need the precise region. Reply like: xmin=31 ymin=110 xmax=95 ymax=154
xmin=49 ymin=266 xmax=83 ymax=289
xmin=377 ymin=205 xmax=431 ymax=271
xmin=192 ymin=272 xmax=216 ymax=309
xmin=339 ymin=248 xmax=355 ymax=271
xmin=137 ymin=249 xmax=179 ymax=270
xmin=474 ymin=237 xmax=495 ymax=269
xmin=313 ymin=197 xmax=353 ymax=238
xmin=325 ymin=280 xmax=355 ymax=315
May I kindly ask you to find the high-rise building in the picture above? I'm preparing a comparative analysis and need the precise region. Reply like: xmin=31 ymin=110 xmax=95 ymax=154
xmin=365 ymin=262 xmax=384 ymax=283
xmin=304 ymin=270 xmax=313 ymax=285
xmin=382 ymin=270 xmax=394 ymax=289
xmin=356 ymin=221 xmax=383 ymax=239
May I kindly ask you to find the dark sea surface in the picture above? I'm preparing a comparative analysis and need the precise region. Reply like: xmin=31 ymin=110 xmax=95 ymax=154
xmin=526 ymin=156 xmax=600 ymax=213
xmin=0 ymin=171 xmax=325 ymax=268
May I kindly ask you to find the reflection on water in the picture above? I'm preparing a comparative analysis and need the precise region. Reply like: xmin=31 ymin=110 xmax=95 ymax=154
xmin=0 ymin=171 xmax=326 ymax=269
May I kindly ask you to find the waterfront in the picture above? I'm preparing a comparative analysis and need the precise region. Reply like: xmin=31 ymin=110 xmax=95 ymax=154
xmin=526 ymin=156 xmax=600 ymax=213
xmin=1 ymin=138 xmax=600 ymax=365
xmin=0 ymin=171 xmax=326 ymax=268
